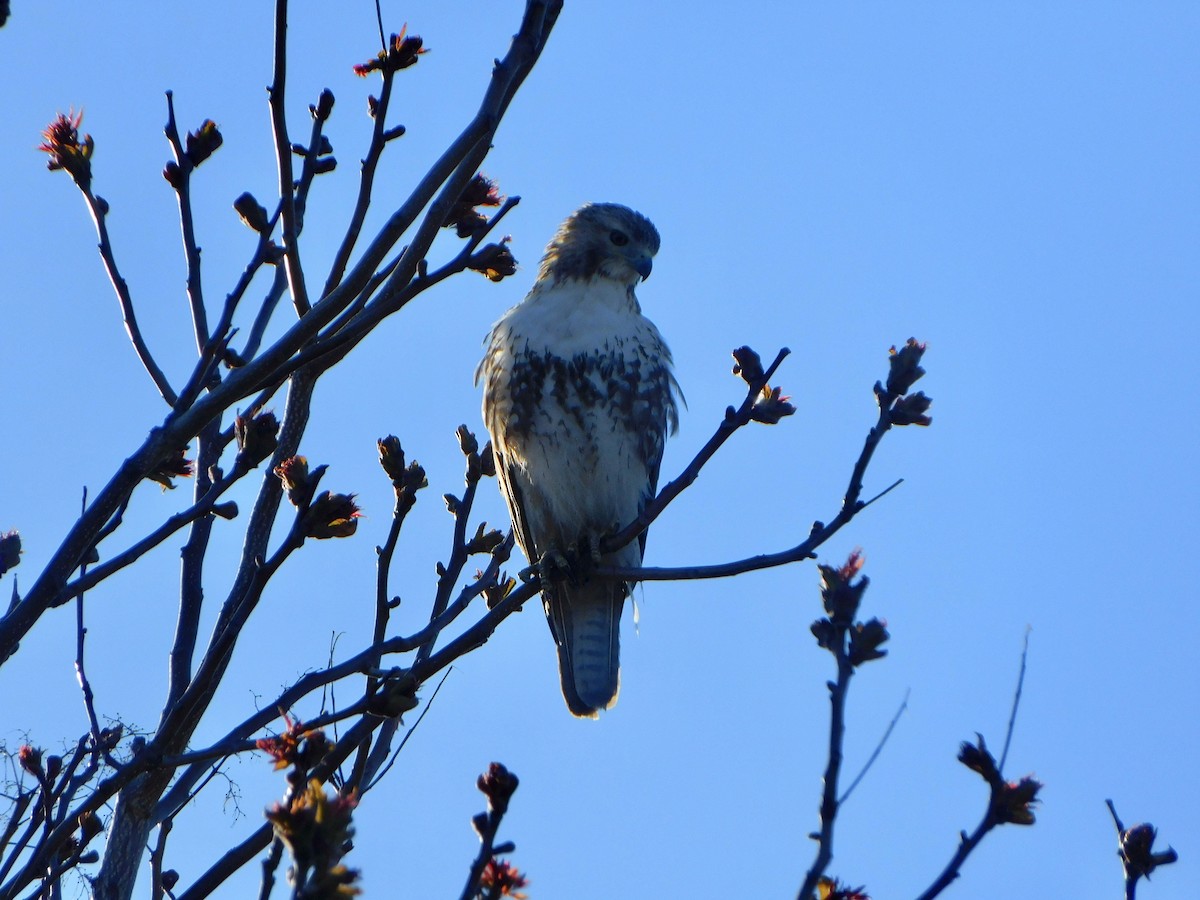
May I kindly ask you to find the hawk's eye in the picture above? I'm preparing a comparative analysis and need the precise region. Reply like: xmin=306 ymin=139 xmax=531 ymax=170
xmin=609 ymin=230 xmax=629 ymax=247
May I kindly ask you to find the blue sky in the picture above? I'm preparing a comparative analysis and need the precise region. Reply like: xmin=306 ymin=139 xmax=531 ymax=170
xmin=1 ymin=2 xmax=1197 ymax=897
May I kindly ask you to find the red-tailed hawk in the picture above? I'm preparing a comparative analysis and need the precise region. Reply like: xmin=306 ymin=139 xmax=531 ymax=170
xmin=477 ymin=203 xmax=679 ymax=717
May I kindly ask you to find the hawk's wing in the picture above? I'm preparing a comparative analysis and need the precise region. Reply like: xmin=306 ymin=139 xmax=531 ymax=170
xmin=492 ymin=444 xmax=539 ymax=564
xmin=478 ymin=330 xmax=542 ymax=567
xmin=634 ymin=347 xmax=681 ymax=562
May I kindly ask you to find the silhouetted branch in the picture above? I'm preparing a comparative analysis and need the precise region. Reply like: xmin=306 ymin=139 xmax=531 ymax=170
xmin=797 ymin=554 xmax=881 ymax=898
xmin=796 ymin=619 xmax=853 ymax=899
xmin=176 ymin=202 xmax=281 ymax=411
xmin=236 ymin=266 xmax=288 ymax=364
xmin=460 ymin=764 xmax=522 ymax=900
xmin=362 ymin=668 xmax=451 ymax=792
xmin=73 ymin=489 xmax=110 ymax=769
xmin=148 ymin=817 xmax=172 ymax=900
xmin=839 ymin=689 xmax=909 ymax=805
xmin=998 ymin=627 xmax=1031 ymax=773
xmin=268 ymin=0 xmax=309 ymax=317
xmin=82 ymin=178 xmax=177 ymax=406
xmin=601 ymin=346 xmax=791 ymax=557
xmin=163 ymin=91 xmax=211 ymax=354
xmin=599 ymin=342 xmax=926 ymax=583
xmin=59 ymin=469 xmax=243 ymax=603
xmin=1 ymin=1 xmax=559 ymax=667
xmin=915 ymin=735 xmax=1041 ymax=900
xmin=282 ymin=196 xmax=521 ymax=382
xmin=1106 ymin=799 xmax=1178 ymax=900
xmin=322 ymin=65 xmax=398 ymax=296
xmin=415 ymin=429 xmax=496 ymax=665
xmin=915 ymin=637 xmax=1038 ymax=898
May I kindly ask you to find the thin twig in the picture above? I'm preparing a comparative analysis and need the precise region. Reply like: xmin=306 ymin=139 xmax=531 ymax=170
xmin=148 ymin=817 xmax=172 ymax=900
xmin=175 ymin=207 xmax=280 ymax=412
xmin=290 ymin=197 xmax=521 ymax=383
xmin=597 ymin=367 xmax=906 ymax=582
xmin=374 ymin=477 xmax=418 ymax=644
xmin=1105 ymin=799 xmax=1139 ymax=900
xmin=164 ymin=90 xmax=210 ymax=355
xmin=859 ymin=477 xmax=904 ymax=511
xmin=81 ymin=186 xmax=177 ymax=405
xmin=1106 ymin=798 xmax=1126 ymax=834
xmin=364 ymin=668 xmax=451 ymax=791
xmin=998 ymin=627 xmax=1031 ymax=774
xmin=291 ymin=98 xmax=329 ymax=232
xmin=58 ymin=465 xmax=246 ymax=603
xmin=415 ymin=449 xmax=484 ymax=666
xmin=236 ymin=266 xmax=289 ymax=363
xmin=913 ymin=808 xmax=998 ymax=900
xmin=372 ymin=0 xmax=386 ymax=51
xmin=322 ymin=69 xmax=397 ymax=296
xmin=838 ymin=689 xmax=909 ymax=805
xmin=354 ymin=465 xmax=421 ymax=786
xmin=73 ymin=489 xmax=105 ymax=759
xmin=601 ymin=348 xmax=791 ymax=556
xmin=268 ymin=0 xmax=309 ymax=317
xmin=459 ymin=795 xmax=506 ymax=900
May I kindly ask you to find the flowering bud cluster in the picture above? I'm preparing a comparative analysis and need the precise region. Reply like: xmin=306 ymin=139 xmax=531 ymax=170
xmin=810 ymin=552 xmax=889 ymax=667
xmin=877 ymin=338 xmax=932 ymax=427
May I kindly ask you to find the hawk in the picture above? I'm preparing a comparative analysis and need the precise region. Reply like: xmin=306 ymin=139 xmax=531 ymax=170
xmin=477 ymin=203 xmax=679 ymax=717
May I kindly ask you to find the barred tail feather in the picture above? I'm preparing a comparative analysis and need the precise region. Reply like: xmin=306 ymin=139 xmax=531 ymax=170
xmin=548 ymin=581 xmax=626 ymax=718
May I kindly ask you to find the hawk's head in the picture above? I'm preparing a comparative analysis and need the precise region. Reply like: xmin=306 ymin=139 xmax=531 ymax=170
xmin=537 ymin=202 xmax=660 ymax=287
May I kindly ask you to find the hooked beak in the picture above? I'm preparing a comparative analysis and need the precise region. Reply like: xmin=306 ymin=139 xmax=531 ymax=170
xmin=633 ymin=256 xmax=653 ymax=281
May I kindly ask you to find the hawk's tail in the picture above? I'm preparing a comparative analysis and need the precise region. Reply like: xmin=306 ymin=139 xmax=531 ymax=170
xmin=546 ymin=580 xmax=626 ymax=718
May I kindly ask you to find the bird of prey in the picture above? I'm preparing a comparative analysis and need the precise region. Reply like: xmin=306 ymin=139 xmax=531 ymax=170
xmin=477 ymin=203 xmax=679 ymax=717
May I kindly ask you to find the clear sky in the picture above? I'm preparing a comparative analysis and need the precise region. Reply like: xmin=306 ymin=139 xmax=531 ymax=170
xmin=1 ymin=2 xmax=1197 ymax=898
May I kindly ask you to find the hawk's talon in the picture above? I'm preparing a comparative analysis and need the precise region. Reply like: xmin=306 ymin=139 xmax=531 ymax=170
xmin=536 ymin=548 xmax=572 ymax=584
xmin=563 ymin=532 xmax=605 ymax=581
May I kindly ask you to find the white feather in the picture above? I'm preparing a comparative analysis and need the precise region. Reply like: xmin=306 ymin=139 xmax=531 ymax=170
xmin=480 ymin=277 xmax=671 ymax=568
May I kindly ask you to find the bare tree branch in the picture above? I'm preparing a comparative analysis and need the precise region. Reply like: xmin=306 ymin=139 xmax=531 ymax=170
xmin=268 ymin=0 xmax=310 ymax=318
xmin=597 ymin=348 xmax=909 ymax=583
xmin=998 ymin=626 xmax=1031 ymax=773
xmin=796 ymin=594 xmax=856 ymax=898
xmin=839 ymin=688 xmax=909 ymax=806
xmin=600 ymin=347 xmax=791 ymax=557
xmin=82 ymin=183 xmax=178 ymax=406
xmin=0 ymin=2 xmax=560 ymax=668
xmin=163 ymin=91 xmax=210 ymax=354
xmin=322 ymin=65 xmax=398 ymax=296
xmin=57 ymin=467 xmax=243 ymax=604
xmin=1106 ymin=799 xmax=1178 ymax=900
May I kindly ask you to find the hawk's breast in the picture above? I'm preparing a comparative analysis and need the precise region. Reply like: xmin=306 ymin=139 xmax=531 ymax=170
xmin=479 ymin=279 xmax=677 ymax=560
